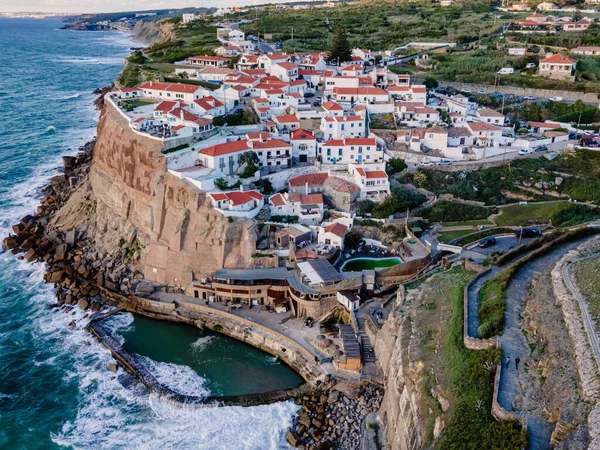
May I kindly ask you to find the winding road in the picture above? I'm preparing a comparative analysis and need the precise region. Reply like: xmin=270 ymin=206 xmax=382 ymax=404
xmin=466 ymin=238 xmax=595 ymax=449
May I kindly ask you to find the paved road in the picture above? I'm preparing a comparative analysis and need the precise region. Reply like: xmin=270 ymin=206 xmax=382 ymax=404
xmin=467 ymin=236 xmax=536 ymax=258
xmin=563 ymin=258 xmax=600 ymax=370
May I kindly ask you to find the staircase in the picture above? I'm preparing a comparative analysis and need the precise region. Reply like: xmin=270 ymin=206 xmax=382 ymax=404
xmin=355 ymin=312 xmax=376 ymax=363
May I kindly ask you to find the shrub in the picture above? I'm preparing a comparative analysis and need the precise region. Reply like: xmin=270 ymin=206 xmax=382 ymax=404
xmin=344 ymin=231 xmax=363 ymax=250
xmin=387 ymin=157 xmax=407 ymax=176
xmin=418 ymin=201 xmax=492 ymax=223
xmin=551 ymin=203 xmax=599 ymax=228
xmin=372 ymin=187 xmax=426 ymax=219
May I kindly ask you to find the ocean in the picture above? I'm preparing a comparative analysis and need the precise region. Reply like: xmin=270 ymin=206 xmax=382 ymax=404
xmin=0 ymin=18 xmax=297 ymax=449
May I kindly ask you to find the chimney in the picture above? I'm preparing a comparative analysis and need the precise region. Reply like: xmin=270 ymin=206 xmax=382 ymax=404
xmin=305 ymin=181 xmax=309 ymax=196
xmin=240 ymin=184 xmax=244 ymax=192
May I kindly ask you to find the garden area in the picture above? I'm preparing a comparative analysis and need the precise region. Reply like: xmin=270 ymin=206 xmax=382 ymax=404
xmin=495 ymin=201 xmax=599 ymax=227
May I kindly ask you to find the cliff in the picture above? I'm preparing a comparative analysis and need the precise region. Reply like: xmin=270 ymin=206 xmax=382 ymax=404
xmin=132 ymin=19 xmax=176 ymax=45
xmin=53 ymin=101 xmax=257 ymax=286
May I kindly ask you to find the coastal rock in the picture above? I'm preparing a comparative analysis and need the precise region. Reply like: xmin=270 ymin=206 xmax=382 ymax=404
xmin=107 ymin=363 xmax=118 ymax=373
xmin=77 ymin=298 xmax=89 ymax=311
xmin=286 ymin=429 xmax=302 ymax=447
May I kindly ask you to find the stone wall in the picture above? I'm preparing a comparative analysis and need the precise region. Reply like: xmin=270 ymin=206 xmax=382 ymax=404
xmin=439 ymin=81 xmax=600 ymax=103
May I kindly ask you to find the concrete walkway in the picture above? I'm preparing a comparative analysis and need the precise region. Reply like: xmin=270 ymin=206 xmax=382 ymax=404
xmin=467 ymin=240 xmax=588 ymax=449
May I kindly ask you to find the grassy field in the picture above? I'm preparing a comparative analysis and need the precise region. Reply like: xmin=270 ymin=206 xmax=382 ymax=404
xmin=572 ymin=255 xmax=600 ymax=328
xmin=437 ymin=229 xmax=478 ymax=244
xmin=413 ymin=268 xmax=526 ymax=449
xmin=494 ymin=201 xmax=568 ymax=227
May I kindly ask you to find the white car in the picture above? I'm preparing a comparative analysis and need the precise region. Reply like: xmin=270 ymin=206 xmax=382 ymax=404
xmin=518 ymin=148 xmax=533 ymax=155
xmin=420 ymin=161 xmax=436 ymax=166
xmin=550 ymin=96 xmax=563 ymax=102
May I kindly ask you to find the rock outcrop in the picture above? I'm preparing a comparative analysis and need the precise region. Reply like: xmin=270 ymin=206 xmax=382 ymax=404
xmin=53 ymin=99 xmax=258 ymax=286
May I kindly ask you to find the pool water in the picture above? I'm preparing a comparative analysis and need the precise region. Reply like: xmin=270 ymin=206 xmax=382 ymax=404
xmin=341 ymin=257 xmax=402 ymax=272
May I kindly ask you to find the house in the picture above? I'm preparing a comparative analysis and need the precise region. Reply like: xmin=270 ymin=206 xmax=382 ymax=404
xmin=228 ymin=29 xmax=244 ymax=41
xmin=298 ymin=69 xmax=334 ymax=87
xmin=563 ymin=19 xmax=592 ymax=31
xmin=257 ymin=53 xmax=291 ymax=72
xmin=272 ymin=114 xmax=300 ymax=132
xmin=320 ymin=137 xmax=381 ymax=164
xmin=409 ymin=126 xmax=448 ymax=152
xmin=275 ymin=225 xmax=313 ymax=249
xmin=320 ymin=115 xmax=366 ymax=140
xmin=466 ymin=121 xmax=502 ymax=147
xmin=198 ymin=139 xmax=252 ymax=175
xmin=230 ymin=40 xmax=255 ymax=52
xmin=119 ymin=87 xmax=142 ymax=99
xmin=395 ymin=102 xmax=439 ymax=126
xmin=186 ymin=55 xmax=230 ymax=67
xmin=538 ymin=54 xmax=576 ymax=81
xmin=446 ymin=126 xmax=474 ymax=149
xmin=341 ymin=64 xmax=364 ymax=77
xmin=351 ymin=48 xmax=373 ymax=63
xmin=209 ymin=190 xmax=264 ymax=218
xmin=387 ymin=85 xmax=427 ymax=104
xmin=348 ymin=162 xmax=390 ymax=199
xmin=271 ymin=62 xmax=299 ymax=82
xmin=571 ymin=46 xmax=600 ymax=56
xmin=139 ymin=81 xmax=204 ymax=103
xmin=182 ymin=13 xmax=195 ymax=23
xmin=537 ymin=2 xmax=558 ymax=10
xmin=196 ymin=67 xmax=233 ymax=83
xmin=269 ymin=192 xmax=324 ymax=224
xmin=290 ymin=128 xmax=317 ymax=163
xmin=510 ymin=2 xmax=531 ymax=11
xmin=246 ymin=133 xmax=292 ymax=168
xmin=526 ymin=12 xmax=550 ymax=23
xmin=528 ymin=121 xmax=562 ymax=134
xmin=318 ymin=222 xmax=349 ymax=249
xmin=294 ymin=52 xmax=327 ymax=71
xmin=322 ymin=101 xmax=345 ymax=117
xmin=189 ymin=96 xmax=225 ymax=116
xmin=332 ymin=87 xmax=390 ymax=104
xmin=237 ymin=54 xmax=259 ymax=70
xmin=475 ymin=108 xmax=505 ymax=126
xmin=215 ymin=46 xmax=240 ymax=56
xmin=289 ymin=173 xmax=330 ymax=194
xmin=289 ymin=173 xmax=361 ymax=212
xmin=371 ymin=69 xmax=410 ymax=89
xmin=252 ymin=98 xmax=272 ymax=122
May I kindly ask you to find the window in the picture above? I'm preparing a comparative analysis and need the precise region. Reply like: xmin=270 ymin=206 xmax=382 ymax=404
xmin=327 ymin=149 xmax=331 ymax=156
xmin=338 ymin=149 xmax=343 ymax=156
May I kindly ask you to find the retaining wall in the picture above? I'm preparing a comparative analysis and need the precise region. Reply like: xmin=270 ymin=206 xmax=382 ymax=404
xmin=463 ymin=265 xmax=498 ymax=350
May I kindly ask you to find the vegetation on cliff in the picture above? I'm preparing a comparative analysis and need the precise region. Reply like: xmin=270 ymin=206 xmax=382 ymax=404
xmin=410 ymin=267 xmax=526 ymax=448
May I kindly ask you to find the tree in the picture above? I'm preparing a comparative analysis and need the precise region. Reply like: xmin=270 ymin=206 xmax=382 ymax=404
xmin=344 ymin=231 xmax=363 ymax=250
xmin=424 ymin=77 xmax=439 ymax=90
xmin=387 ymin=157 xmax=407 ymax=175
xmin=328 ymin=27 xmax=352 ymax=65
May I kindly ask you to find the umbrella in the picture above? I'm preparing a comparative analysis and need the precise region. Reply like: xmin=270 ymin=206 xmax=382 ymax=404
xmin=335 ymin=350 xmax=344 ymax=356
xmin=324 ymin=339 xmax=333 ymax=346
xmin=317 ymin=334 xmax=326 ymax=341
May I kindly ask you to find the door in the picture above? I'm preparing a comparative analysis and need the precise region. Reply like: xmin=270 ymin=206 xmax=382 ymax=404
xmin=299 ymin=154 xmax=307 ymax=163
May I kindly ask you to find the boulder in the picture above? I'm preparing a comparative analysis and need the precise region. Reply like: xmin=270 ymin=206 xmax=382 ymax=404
xmin=50 ymin=271 xmax=65 ymax=283
xmin=77 ymin=298 xmax=89 ymax=311
xmin=286 ymin=429 xmax=301 ymax=447
xmin=65 ymin=230 xmax=77 ymax=246
xmin=24 ymin=248 xmax=38 ymax=262
xmin=107 ymin=363 xmax=118 ymax=373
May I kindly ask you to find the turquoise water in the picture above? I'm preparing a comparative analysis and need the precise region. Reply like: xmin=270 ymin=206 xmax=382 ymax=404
xmin=341 ymin=257 xmax=402 ymax=272
xmin=0 ymin=18 xmax=297 ymax=449
xmin=114 ymin=314 xmax=303 ymax=397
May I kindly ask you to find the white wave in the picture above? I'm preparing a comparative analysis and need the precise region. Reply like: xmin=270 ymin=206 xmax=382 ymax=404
xmin=102 ymin=312 xmax=135 ymax=346
xmin=136 ymin=355 xmax=210 ymax=398
xmin=266 ymin=355 xmax=281 ymax=365
xmin=0 ymin=392 xmax=16 ymax=400
xmin=54 ymin=56 xmax=125 ymax=65
xmin=52 ymin=93 xmax=82 ymax=101
xmin=43 ymin=125 xmax=56 ymax=134
xmin=191 ymin=335 xmax=216 ymax=353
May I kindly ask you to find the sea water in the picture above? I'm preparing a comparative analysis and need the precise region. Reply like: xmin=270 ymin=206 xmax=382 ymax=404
xmin=0 ymin=18 xmax=298 ymax=449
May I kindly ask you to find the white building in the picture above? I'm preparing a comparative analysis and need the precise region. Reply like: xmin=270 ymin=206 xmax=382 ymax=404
xmin=139 ymin=81 xmax=204 ymax=103
xmin=290 ymin=128 xmax=317 ymax=163
xmin=475 ymin=108 xmax=505 ymax=126
xmin=271 ymin=62 xmax=299 ymax=82
xmin=348 ymin=162 xmax=390 ymax=199
xmin=332 ymin=87 xmax=390 ymax=104
xmin=318 ymin=222 xmax=349 ymax=249
xmin=182 ymin=13 xmax=195 ymax=23
xmin=269 ymin=191 xmax=324 ymax=224
xmin=320 ymin=115 xmax=365 ymax=140
xmin=209 ymin=190 xmax=264 ymax=218
xmin=320 ymin=137 xmax=381 ymax=164
xmin=257 ymin=53 xmax=291 ymax=72
xmin=272 ymin=114 xmax=300 ymax=132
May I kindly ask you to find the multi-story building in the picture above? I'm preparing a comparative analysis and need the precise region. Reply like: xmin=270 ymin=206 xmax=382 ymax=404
xmin=319 ymin=137 xmax=381 ymax=164
xmin=320 ymin=115 xmax=365 ymax=140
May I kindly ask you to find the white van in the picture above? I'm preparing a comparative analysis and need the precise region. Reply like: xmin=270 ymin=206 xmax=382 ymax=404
xmin=497 ymin=68 xmax=514 ymax=75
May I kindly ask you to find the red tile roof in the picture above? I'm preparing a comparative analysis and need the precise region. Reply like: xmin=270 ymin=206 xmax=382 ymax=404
xmin=323 ymin=222 xmax=348 ymax=238
xmin=290 ymin=129 xmax=316 ymax=141
xmin=274 ymin=114 xmax=299 ymax=123
xmin=199 ymin=139 xmax=250 ymax=157
xmin=540 ymin=53 xmax=576 ymax=64
xmin=251 ymin=138 xmax=291 ymax=149
xmin=289 ymin=172 xmax=329 ymax=187
xmin=269 ymin=193 xmax=286 ymax=207
xmin=301 ymin=193 xmax=323 ymax=205
xmin=365 ymin=171 xmax=388 ymax=179
xmin=322 ymin=101 xmax=344 ymax=111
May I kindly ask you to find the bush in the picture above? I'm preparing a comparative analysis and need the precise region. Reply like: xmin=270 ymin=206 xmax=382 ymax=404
xmin=387 ymin=157 xmax=407 ymax=176
xmin=372 ymin=187 xmax=426 ymax=219
xmin=418 ymin=201 xmax=492 ymax=223
xmin=550 ymin=203 xmax=599 ymax=228
xmin=344 ymin=231 xmax=363 ymax=250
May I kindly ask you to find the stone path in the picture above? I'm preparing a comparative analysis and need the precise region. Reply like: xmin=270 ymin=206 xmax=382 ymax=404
xmin=355 ymin=310 xmax=380 ymax=379
xmin=466 ymin=239 xmax=590 ymax=450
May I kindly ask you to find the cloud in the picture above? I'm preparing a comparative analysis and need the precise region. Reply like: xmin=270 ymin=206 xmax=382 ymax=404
xmin=0 ymin=0 xmax=238 ymax=13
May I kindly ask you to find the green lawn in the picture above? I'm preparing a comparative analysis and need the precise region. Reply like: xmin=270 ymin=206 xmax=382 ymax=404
xmin=440 ymin=220 xmax=493 ymax=227
xmin=120 ymin=100 xmax=154 ymax=111
xmin=437 ymin=229 xmax=478 ymax=244
xmin=494 ymin=201 xmax=568 ymax=227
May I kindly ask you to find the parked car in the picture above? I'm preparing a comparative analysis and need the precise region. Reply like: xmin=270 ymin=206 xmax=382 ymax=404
xmin=534 ymin=145 xmax=548 ymax=152
xmin=523 ymin=95 xmax=536 ymax=100
xmin=477 ymin=90 xmax=486 ymax=94
xmin=515 ymin=228 xmax=542 ymax=238
xmin=303 ymin=92 xmax=315 ymax=98
xmin=518 ymin=148 xmax=533 ymax=155
xmin=437 ymin=159 xmax=453 ymax=165
xmin=312 ymin=101 xmax=321 ymax=106
xmin=568 ymin=131 xmax=578 ymax=139
xmin=478 ymin=236 xmax=497 ymax=248
xmin=550 ymin=96 xmax=563 ymax=102
xmin=420 ymin=161 xmax=435 ymax=166
xmin=525 ymin=62 xmax=537 ymax=69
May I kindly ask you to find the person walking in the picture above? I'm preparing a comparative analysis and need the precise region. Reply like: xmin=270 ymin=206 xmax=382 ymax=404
xmin=506 ymin=356 xmax=511 ymax=368
xmin=515 ymin=357 xmax=520 ymax=370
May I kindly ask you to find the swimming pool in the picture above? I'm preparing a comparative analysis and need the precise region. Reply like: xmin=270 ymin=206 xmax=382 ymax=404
xmin=340 ymin=257 xmax=402 ymax=272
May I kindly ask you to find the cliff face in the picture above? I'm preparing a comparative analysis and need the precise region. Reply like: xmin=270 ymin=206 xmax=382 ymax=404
xmin=132 ymin=19 xmax=176 ymax=46
xmin=54 ymin=102 xmax=257 ymax=286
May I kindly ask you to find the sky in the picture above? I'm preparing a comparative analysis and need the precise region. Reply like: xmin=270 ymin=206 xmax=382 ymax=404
xmin=0 ymin=0 xmax=260 ymax=14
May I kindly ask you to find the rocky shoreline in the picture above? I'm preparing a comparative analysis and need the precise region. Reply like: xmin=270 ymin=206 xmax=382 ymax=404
xmin=1 ymin=91 xmax=386 ymax=450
